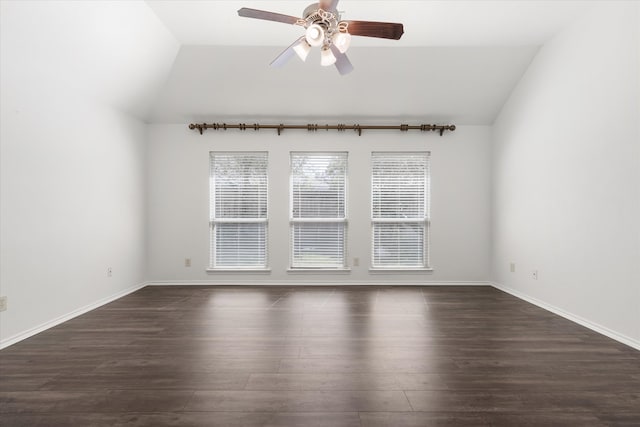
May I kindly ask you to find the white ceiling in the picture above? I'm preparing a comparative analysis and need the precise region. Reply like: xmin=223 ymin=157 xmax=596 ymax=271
xmin=146 ymin=0 xmax=590 ymax=47
xmin=145 ymin=0 xmax=595 ymax=124
xmin=1 ymin=0 xmax=179 ymax=120
xmin=151 ymin=45 xmax=539 ymax=124
xmin=3 ymin=1 xmax=597 ymax=125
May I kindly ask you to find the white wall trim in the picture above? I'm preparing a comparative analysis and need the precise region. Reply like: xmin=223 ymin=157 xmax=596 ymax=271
xmin=0 ymin=282 xmax=148 ymax=350
xmin=491 ymin=282 xmax=640 ymax=351
xmin=146 ymin=280 xmax=491 ymax=287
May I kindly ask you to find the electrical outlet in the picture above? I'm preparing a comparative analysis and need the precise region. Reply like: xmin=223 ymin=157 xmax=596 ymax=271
xmin=107 ymin=267 xmax=113 ymax=277
xmin=185 ymin=258 xmax=192 ymax=267
xmin=353 ymin=257 xmax=359 ymax=267
xmin=532 ymin=270 xmax=538 ymax=280
xmin=0 ymin=296 xmax=7 ymax=312
xmin=510 ymin=262 xmax=516 ymax=273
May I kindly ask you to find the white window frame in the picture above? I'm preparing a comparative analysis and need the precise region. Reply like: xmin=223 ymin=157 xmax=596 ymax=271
xmin=289 ymin=152 xmax=349 ymax=270
xmin=208 ymin=151 xmax=269 ymax=271
xmin=371 ymin=152 xmax=431 ymax=271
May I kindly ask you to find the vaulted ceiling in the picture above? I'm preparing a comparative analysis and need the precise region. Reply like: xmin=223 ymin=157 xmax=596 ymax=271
xmin=147 ymin=0 xmax=592 ymax=125
xmin=2 ymin=1 xmax=597 ymax=125
xmin=151 ymin=45 xmax=539 ymax=125
xmin=146 ymin=1 xmax=589 ymax=47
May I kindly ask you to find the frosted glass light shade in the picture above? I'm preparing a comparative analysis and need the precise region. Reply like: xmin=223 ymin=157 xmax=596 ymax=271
xmin=305 ymin=24 xmax=325 ymax=47
xmin=320 ymin=47 xmax=336 ymax=66
xmin=293 ymin=40 xmax=311 ymax=61
xmin=333 ymin=32 xmax=351 ymax=53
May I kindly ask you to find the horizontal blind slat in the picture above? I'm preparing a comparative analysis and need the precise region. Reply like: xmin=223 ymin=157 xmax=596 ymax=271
xmin=291 ymin=222 xmax=346 ymax=268
xmin=210 ymin=152 xmax=268 ymax=268
xmin=371 ymin=152 xmax=429 ymax=268
xmin=290 ymin=152 xmax=347 ymax=268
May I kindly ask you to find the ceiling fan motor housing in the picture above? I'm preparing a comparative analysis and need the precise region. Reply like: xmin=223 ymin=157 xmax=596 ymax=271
xmin=301 ymin=3 xmax=343 ymax=49
xmin=303 ymin=3 xmax=326 ymax=19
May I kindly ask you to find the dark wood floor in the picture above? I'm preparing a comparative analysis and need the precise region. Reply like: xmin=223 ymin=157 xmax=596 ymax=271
xmin=1 ymin=286 xmax=639 ymax=426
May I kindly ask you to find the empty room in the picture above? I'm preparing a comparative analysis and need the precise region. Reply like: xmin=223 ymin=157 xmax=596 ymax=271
xmin=1 ymin=0 xmax=639 ymax=426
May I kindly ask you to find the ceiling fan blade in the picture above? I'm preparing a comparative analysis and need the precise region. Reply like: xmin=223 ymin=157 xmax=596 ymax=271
xmin=343 ymin=20 xmax=404 ymax=40
xmin=330 ymin=45 xmax=354 ymax=75
xmin=319 ymin=0 xmax=339 ymax=12
xmin=269 ymin=38 xmax=303 ymax=68
xmin=238 ymin=7 xmax=301 ymax=25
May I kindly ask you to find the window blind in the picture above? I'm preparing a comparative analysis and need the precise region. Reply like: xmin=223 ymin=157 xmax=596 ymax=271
xmin=290 ymin=152 xmax=347 ymax=268
xmin=371 ymin=152 xmax=430 ymax=268
xmin=210 ymin=152 xmax=268 ymax=268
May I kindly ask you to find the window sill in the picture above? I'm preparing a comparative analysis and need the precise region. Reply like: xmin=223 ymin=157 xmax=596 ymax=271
xmin=206 ymin=268 xmax=272 ymax=274
xmin=369 ymin=267 xmax=434 ymax=273
xmin=287 ymin=268 xmax=351 ymax=273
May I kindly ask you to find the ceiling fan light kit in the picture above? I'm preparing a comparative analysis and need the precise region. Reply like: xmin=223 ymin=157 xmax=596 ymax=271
xmin=238 ymin=1 xmax=404 ymax=75
xmin=320 ymin=47 xmax=337 ymax=66
xmin=333 ymin=31 xmax=351 ymax=53
xmin=292 ymin=38 xmax=312 ymax=61
xmin=305 ymin=24 xmax=325 ymax=47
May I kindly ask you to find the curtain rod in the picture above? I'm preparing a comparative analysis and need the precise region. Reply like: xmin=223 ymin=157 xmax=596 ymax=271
xmin=188 ymin=122 xmax=456 ymax=136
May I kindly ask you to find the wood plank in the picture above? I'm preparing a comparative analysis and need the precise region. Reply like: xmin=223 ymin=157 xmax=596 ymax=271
xmin=0 ymin=285 xmax=638 ymax=423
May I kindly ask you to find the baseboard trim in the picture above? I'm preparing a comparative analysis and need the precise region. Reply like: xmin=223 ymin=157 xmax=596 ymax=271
xmin=491 ymin=282 xmax=640 ymax=351
xmin=0 ymin=282 xmax=148 ymax=350
xmin=146 ymin=280 xmax=491 ymax=287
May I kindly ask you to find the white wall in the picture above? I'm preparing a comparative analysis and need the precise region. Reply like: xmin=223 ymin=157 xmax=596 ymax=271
xmin=491 ymin=2 xmax=640 ymax=346
xmin=147 ymin=124 xmax=491 ymax=284
xmin=5 ymin=0 xmax=636 ymax=350
xmin=0 ymin=1 xmax=178 ymax=346
xmin=0 ymin=92 xmax=148 ymax=345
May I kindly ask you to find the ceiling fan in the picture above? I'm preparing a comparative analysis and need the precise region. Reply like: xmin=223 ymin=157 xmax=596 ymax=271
xmin=238 ymin=1 xmax=404 ymax=75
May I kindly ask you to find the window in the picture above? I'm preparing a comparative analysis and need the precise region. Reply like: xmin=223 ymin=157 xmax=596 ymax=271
xmin=209 ymin=152 xmax=268 ymax=269
xmin=290 ymin=152 xmax=348 ymax=269
xmin=371 ymin=152 xmax=430 ymax=269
